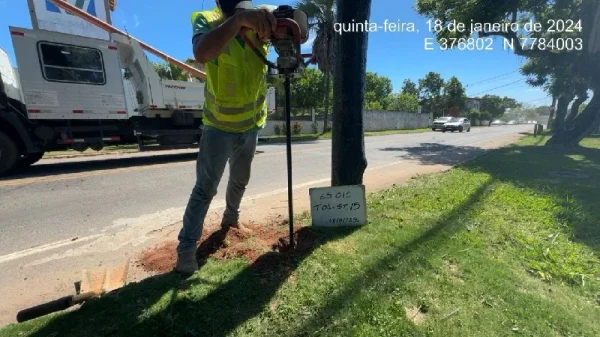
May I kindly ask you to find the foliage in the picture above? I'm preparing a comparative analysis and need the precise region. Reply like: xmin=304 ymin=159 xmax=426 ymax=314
xmin=480 ymin=95 xmax=509 ymax=120
xmin=291 ymin=68 xmax=326 ymax=112
xmin=418 ymin=72 xmax=444 ymax=101
xmin=386 ymin=93 xmax=419 ymax=112
xmin=311 ymin=122 xmax=319 ymax=134
xmin=364 ymin=72 xmax=393 ymax=110
xmin=296 ymin=0 xmax=336 ymax=74
xmin=401 ymin=79 xmax=419 ymax=97
xmin=418 ymin=72 xmax=445 ymax=116
xmin=296 ymin=0 xmax=336 ymax=133
xmin=465 ymin=108 xmax=481 ymax=122
xmin=442 ymin=76 xmax=467 ymax=112
xmin=292 ymin=121 xmax=303 ymax=134
xmin=152 ymin=58 xmax=204 ymax=82
xmin=273 ymin=124 xmax=282 ymax=135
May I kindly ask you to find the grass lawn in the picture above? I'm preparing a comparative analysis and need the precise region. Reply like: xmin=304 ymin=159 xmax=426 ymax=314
xmin=3 ymin=134 xmax=599 ymax=336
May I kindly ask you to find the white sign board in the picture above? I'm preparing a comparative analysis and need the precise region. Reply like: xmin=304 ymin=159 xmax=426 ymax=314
xmin=31 ymin=0 xmax=110 ymax=40
xmin=24 ymin=90 xmax=59 ymax=106
xmin=309 ymin=185 xmax=367 ymax=227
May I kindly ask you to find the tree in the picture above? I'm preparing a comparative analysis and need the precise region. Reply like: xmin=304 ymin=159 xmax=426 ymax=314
xmin=152 ymin=58 xmax=205 ymax=82
xmin=565 ymin=87 xmax=589 ymax=124
xmin=297 ymin=0 xmax=336 ymax=134
xmin=386 ymin=93 xmax=419 ymax=112
xmin=401 ymin=79 xmax=419 ymax=97
xmin=331 ymin=0 xmax=371 ymax=186
xmin=291 ymin=68 xmax=326 ymax=115
xmin=416 ymin=0 xmax=600 ymax=146
xmin=152 ymin=61 xmax=187 ymax=80
xmin=442 ymin=76 xmax=467 ymax=113
xmin=418 ymin=72 xmax=445 ymax=116
xmin=364 ymin=72 xmax=393 ymax=110
xmin=480 ymin=95 xmax=506 ymax=125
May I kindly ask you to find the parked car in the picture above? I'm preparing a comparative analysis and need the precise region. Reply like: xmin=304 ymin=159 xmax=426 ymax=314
xmin=432 ymin=116 xmax=454 ymax=131
xmin=491 ymin=120 xmax=505 ymax=126
xmin=442 ymin=117 xmax=471 ymax=133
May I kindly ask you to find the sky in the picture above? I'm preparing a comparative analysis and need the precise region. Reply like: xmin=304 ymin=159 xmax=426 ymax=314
xmin=0 ymin=0 xmax=552 ymax=107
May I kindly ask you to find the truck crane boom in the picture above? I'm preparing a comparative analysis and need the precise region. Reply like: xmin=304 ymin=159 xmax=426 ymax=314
xmin=48 ymin=0 xmax=206 ymax=79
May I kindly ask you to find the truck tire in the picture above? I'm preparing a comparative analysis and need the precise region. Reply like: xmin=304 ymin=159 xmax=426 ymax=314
xmin=0 ymin=131 xmax=20 ymax=175
xmin=17 ymin=151 xmax=45 ymax=169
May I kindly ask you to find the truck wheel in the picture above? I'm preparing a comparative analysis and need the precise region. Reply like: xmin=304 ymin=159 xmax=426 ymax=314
xmin=17 ymin=151 xmax=45 ymax=169
xmin=0 ymin=131 xmax=20 ymax=175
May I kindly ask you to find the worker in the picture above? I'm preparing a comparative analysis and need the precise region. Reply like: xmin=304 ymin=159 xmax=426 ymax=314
xmin=175 ymin=0 xmax=277 ymax=275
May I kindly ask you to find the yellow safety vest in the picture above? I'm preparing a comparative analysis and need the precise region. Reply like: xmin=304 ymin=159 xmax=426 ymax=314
xmin=191 ymin=8 xmax=268 ymax=133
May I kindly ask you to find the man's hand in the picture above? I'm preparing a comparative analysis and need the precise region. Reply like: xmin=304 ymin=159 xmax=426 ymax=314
xmin=235 ymin=9 xmax=277 ymax=41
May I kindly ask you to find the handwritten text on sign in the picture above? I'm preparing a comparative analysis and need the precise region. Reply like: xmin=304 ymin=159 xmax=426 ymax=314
xmin=309 ymin=185 xmax=367 ymax=227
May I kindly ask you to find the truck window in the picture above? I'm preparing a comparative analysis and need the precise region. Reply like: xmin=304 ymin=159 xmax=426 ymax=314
xmin=38 ymin=42 xmax=105 ymax=85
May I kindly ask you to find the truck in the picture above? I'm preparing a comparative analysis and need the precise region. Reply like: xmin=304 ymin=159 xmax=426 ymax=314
xmin=0 ymin=2 xmax=276 ymax=176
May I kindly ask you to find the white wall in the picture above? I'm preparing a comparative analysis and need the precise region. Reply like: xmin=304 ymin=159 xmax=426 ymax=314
xmin=258 ymin=110 xmax=432 ymax=136
xmin=362 ymin=110 xmax=432 ymax=131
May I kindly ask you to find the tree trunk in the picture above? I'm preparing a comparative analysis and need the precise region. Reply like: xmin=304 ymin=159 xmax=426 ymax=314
xmin=547 ymin=96 xmax=557 ymax=129
xmin=331 ymin=0 xmax=371 ymax=186
xmin=322 ymin=71 xmax=330 ymax=134
xmin=564 ymin=94 xmax=588 ymax=125
xmin=545 ymin=90 xmax=600 ymax=147
xmin=552 ymin=95 xmax=573 ymax=132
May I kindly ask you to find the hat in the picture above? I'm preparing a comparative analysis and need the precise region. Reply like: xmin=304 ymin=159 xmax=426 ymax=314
xmin=234 ymin=1 xmax=253 ymax=9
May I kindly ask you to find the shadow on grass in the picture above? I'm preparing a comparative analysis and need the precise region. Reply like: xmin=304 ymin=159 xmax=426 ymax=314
xmin=462 ymin=143 xmax=600 ymax=256
xmin=380 ymin=143 xmax=488 ymax=166
xmin=25 ymin=226 xmax=357 ymax=337
xmin=286 ymin=179 xmax=496 ymax=336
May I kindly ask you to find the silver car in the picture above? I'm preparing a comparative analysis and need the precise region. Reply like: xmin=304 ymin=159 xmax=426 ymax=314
xmin=442 ymin=117 xmax=471 ymax=133
xmin=431 ymin=116 xmax=454 ymax=131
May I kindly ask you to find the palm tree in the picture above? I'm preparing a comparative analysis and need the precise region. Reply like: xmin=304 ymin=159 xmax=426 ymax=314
xmin=296 ymin=0 xmax=336 ymax=134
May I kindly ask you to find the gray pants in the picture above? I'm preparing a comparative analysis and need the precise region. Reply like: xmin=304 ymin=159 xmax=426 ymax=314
xmin=177 ymin=125 xmax=259 ymax=254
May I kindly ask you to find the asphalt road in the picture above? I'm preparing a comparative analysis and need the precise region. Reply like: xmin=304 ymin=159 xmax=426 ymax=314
xmin=0 ymin=126 xmax=529 ymax=257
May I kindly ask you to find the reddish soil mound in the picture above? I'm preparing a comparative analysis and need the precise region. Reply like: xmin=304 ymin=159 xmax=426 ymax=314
xmin=136 ymin=241 xmax=178 ymax=274
xmin=136 ymin=221 xmax=318 ymax=274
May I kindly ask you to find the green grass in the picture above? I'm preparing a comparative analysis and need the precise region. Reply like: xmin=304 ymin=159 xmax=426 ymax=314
xmin=4 ymin=133 xmax=600 ymax=336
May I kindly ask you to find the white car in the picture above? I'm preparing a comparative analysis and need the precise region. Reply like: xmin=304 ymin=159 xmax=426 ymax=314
xmin=442 ymin=117 xmax=471 ymax=133
xmin=431 ymin=117 xmax=454 ymax=131
xmin=491 ymin=120 xmax=505 ymax=126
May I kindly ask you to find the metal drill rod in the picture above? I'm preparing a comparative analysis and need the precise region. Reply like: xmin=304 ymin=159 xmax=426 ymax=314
xmin=284 ymin=75 xmax=294 ymax=249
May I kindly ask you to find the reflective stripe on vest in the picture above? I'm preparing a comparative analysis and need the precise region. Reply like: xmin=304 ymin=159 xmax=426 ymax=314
xmin=204 ymin=89 xmax=265 ymax=115
xmin=203 ymin=108 xmax=265 ymax=130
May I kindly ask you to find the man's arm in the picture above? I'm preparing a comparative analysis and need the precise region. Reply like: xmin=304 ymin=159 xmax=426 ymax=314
xmin=193 ymin=16 xmax=242 ymax=64
xmin=193 ymin=9 xmax=276 ymax=64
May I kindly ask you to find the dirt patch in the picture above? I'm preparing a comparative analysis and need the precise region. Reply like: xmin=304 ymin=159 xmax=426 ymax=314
xmin=137 ymin=241 xmax=178 ymax=274
xmin=136 ymin=220 xmax=319 ymax=274
xmin=405 ymin=305 xmax=426 ymax=325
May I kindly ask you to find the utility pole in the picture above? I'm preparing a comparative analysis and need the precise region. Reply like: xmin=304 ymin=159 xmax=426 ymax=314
xmin=590 ymin=2 xmax=600 ymax=54
xmin=331 ymin=0 xmax=371 ymax=186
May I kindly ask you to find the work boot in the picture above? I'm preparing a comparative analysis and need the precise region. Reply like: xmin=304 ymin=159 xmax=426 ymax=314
xmin=175 ymin=252 xmax=198 ymax=275
xmin=221 ymin=222 xmax=253 ymax=233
